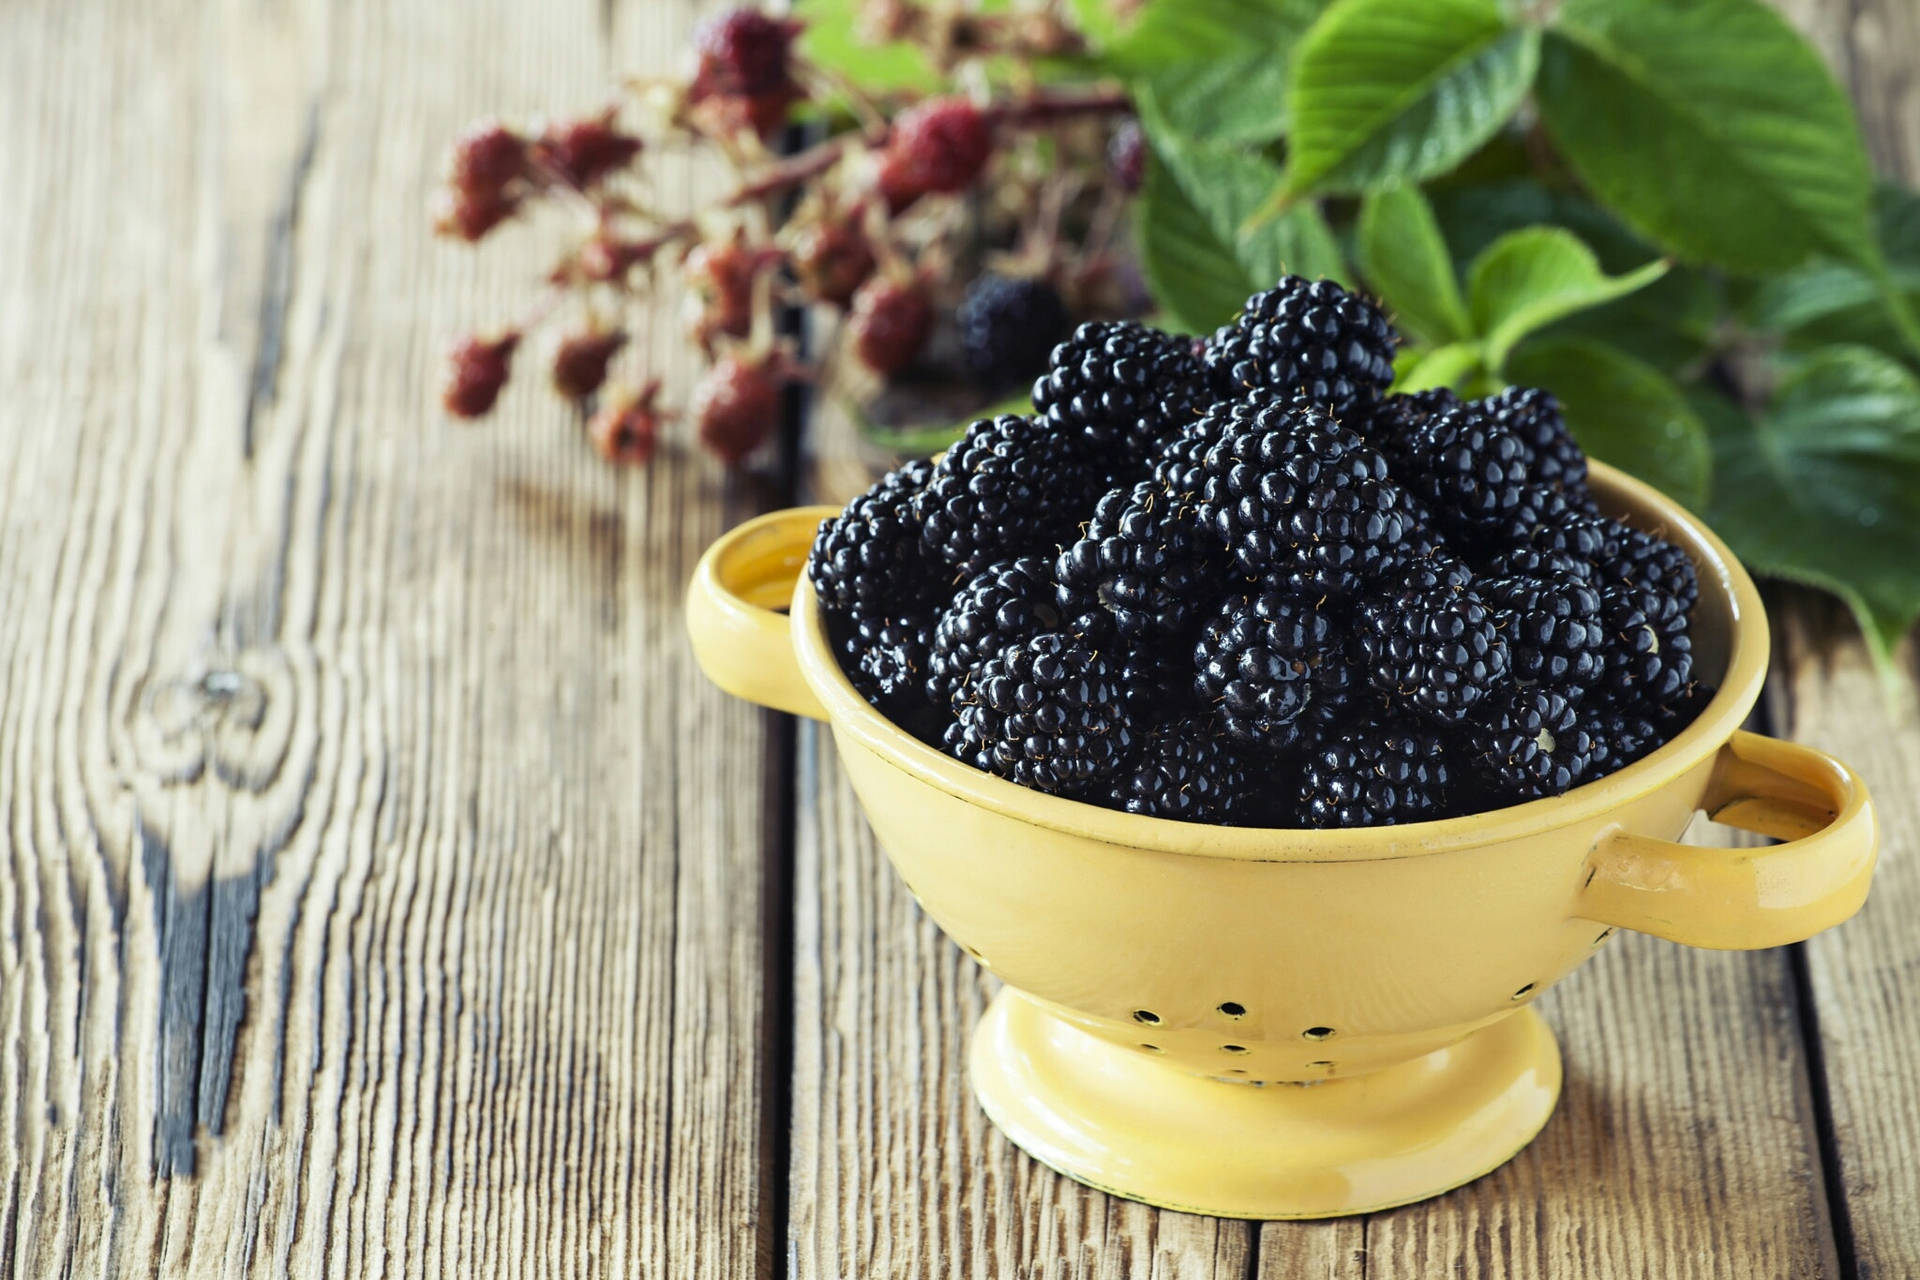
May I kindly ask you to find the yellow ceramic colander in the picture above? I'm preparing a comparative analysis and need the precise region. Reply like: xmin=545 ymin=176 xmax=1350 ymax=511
xmin=686 ymin=461 xmax=1878 ymax=1220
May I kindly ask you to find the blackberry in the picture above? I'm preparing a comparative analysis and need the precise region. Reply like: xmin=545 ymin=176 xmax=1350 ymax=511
xmin=1585 ymin=703 xmax=1664 ymax=774
xmin=945 ymin=632 xmax=1137 ymax=794
xmin=1482 ymin=386 xmax=1587 ymax=494
xmin=1193 ymin=590 xmax=1353 ymax=753
xmin=1150 ymin=429 xmax=1211 ymax=502
xmin=1604 ymin=526 xmax=1699 ymax=615
xmin=1466 ymin=686 xmax=1600 ymax=802
xmin=1299 ymin=719 xmax=1456 ymax=828
xmin=1205 ymin=276 xmax=1399 ymax=416
xmin=1597 ymin=583 xmax=1695 ymax=706
xmin=1482 ymin=545 xmax=1597 ymax=582
xmin=918 ymin=414 xmax=1096 ymax=579
xmin=807 ymin=459 xmax=937 ymax=616
xmin=926 ymin=556 xmax=1069 ymax=705
xmin=1114 ymin=640 xmax=1198 ymax=716
xmin=959 ymin=275 xmax=1072 ymax=391
xmin=837 ymin=607 xmax=934 ymax=713
xmin=1366 ymin=387 xmax=1460 ymax=455
xmin=1194 ymin=392 xmax=1419 ymax=595
xmin=1104 ymin=717 xmax=1249 ymax=823
xmin=1505 ymin=492 xmax=1618 ymax=565
xmin=1391 ymin=402 xmax=1543 ymax=539
xmin=1357 ymin=562 xmax=1510 ymax=723
xmin=1480 ymin=571 xmax=1605 ymax=694
xmin=1033 ymin=321 xmax=1210 ymax=462
xmin=1055 ymin=482 xmax=1224 ymax=641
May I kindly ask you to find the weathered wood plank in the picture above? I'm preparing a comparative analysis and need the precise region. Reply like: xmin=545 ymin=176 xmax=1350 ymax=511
xmin=0 ymin=0 xmax=787 ymax=1275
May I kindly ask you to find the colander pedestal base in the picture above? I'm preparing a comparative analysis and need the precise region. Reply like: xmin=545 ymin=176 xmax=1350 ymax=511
xmin=969 ymin=990 xmax=1562 ymax=1220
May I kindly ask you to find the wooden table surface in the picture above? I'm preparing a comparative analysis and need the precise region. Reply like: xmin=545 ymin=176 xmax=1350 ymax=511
xmin=3 ymin=0 xmax=1917 ymax=1275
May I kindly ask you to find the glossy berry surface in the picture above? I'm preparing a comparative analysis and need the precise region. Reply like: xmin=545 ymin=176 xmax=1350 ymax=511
xmin=1034 ymin=321 xmax=1209 ymax=462
xmin=946 ymin=633 xmax=1136 ymax=794
xmin=1205 ymin=275 xmax=1398 ymax=415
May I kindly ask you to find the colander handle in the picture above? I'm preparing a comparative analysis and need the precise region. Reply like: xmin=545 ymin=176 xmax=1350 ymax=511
xmin=1578 ymin=730 xmax=1878 ymax=950
xmin=685 ymin=506 xmax=838 ymax=721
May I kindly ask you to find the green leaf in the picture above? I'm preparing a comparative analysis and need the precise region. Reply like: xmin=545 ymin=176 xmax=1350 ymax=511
xmin=1394 ymin=342 xmax=1484 ymax=393
xmin=1357 ymin=186 xmax=1472 ymax=344
xmin=1505 ymin=338 xmax=1711 ymax=510
xmin=1536 ymin=0 xmax=1875 ymax=275
xmin=1136 ymin=96 xmax=1347 ymax=331
xmin=1282 ymin=0 xmax=1538 ymax=196
xmin=1705 ymin=347 xmax=1920 ymax=662
xmin=796 ymin=0 xmax=948 ymax=90
xmin=1108 ymin=0 xmax=1332 ymax=143
xmin=1468 ymin=228 xmax=1667 ymax=370
xmin=1749 ymin=185 xmax=1920 ymax=360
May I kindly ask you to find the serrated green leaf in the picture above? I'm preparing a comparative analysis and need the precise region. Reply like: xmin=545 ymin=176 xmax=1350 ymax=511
xmin=1394 ymin=342 xmax=1484 ymax=393
xmin=1136 ymin=95 xmax=1347 ymax=331
xmin=1468 ymin=228 xmax=1667 ymax=370
xmin=1281 ymin=0 xmax=1538 ymax=197
xmin=1748 ymin=184 xmax=1920 ymax=360
xmin=1505 ymin=338 xmax=1711 ymax=510
xmin=1357 ymin=186 xmax=1472 ymax=344
xmin=1108 ymin=0 xmax=1332 ymax=143
xmin=1536 ymin=0 xmax=1875 ymax=275
xmin=1704 ymin=347 xmax=1920 ymax=662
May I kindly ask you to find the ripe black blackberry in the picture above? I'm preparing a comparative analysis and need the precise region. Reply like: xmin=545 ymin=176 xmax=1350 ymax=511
xmin=1390 ymin=402 xmax=1544 ymax=540
xmin=1480 ymin=570 xmax=1606 ymax=694
xmin=1466 ymin=686 xmax=1599 ymax=802
xmin=1034 ymin=321 xmax=1210 ymax=461
xmin=1482 ymin=545 xmax=1598 ymax=582
xmin=1299 ymin=719 xmax=1456 ymax=828
xmin=959 ymin=275 xmax=1073 ymax=391
xmin=945 ymin=632 xmax=1137 ymax=794
xmin=807 ymin=459 xmax=937 ymax=616
xmin=1366 ymin=387 xmax=1460 ymax=455
xmin=918 ymin=413 xmax=1098 ymax=579
xmin=837 ymin=607 xmax=935 ymax=715
xmin=1104 ymin=717 xmax=1249 ymax=823
xmin=1597 ymin=583 xmax=1695 ymax=705
xmin=1194 ymin=393 xmax=1417 ymax=596
xmin=1604 ymin=525 xmax=1699 ymax=615
xmin=1357 ymin=560 xmax=1511 ymax=723
xmin=925 ymin=556 xmax=1067 ymax=706
xmin=1482 ymin=386 xmax=1588 ymax=494
xmin=1585 ymin=701 xmax=1680 ymax=773
xmin=1193 ymin=590 xmax=1354 ymax=753
xmin=1055 ymin=481 xmax=1223 ymax=642
xmin=1205 ymin=276 xmax=1398 ymax=415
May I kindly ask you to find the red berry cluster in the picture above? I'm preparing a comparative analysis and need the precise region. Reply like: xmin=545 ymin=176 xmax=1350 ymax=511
xmin=432 ymin=4 xmax=1134 ymax=468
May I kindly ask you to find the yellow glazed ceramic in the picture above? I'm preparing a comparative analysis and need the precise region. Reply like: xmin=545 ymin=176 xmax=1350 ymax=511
xmin=685 ymin=463 xmax=1879 ymax=1219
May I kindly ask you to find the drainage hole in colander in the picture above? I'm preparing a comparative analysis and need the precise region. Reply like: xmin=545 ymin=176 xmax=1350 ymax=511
xmin=1139 ymin=1043 xmax=1163 ymax=1054
xmin=1217 ymin=1001 xmax=1246 ymax=1018
xmin=1221 ymin=1044 xmax=1249 ymax=1054
xmin=1132 ymin=1010 xmax=1161 ymax=1025
xmin=1227 ymin=1068 xmax=1247 ymax=1075
xmin=1302 ymin=1026 xmax=1334 ymax=1041
xmin=1511 ymin=983 xmax=1536 ymax=1000
xmin=1307 ymin=1060 xmax=1333 ymax=1070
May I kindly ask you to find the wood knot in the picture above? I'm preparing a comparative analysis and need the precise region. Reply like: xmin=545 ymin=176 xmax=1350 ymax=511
xmin=133 ymin=647 xmax=295 ymax=791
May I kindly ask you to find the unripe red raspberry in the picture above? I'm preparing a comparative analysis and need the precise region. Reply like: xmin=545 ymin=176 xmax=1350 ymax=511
xmin=847 ymin=276 xmax=933 ymax=376
xmin=1108 ymin=120 xmax=1145 ymax=194
xmin=442 ymin=332 xmax=520 ymax=418
xmin=694 ymin=9 xmax=804 ymax=97
xmin=589 ymin=383 xmax=665 ymax=466
xmin=431 ymin=187 xmax=518 ymax=242
xmin=448 ymin=120 xmax=527 ymax=198
xmin=692 ymin=354 xmax=787 ymax=464
xmin=552 ymin=329 xmax=627 ymax=400
xmin=788 ymin=210 xmax=875 ymax=306
xmin=533 ymin=111 xmax=643 ymax=189
xmin=876 ymin=97 xmax=992 ymax=212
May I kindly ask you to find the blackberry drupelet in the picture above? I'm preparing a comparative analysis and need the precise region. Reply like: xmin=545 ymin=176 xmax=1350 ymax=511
xmin=1193 ymin=589 xmax=1353 ymax=753
xmin=1597 ymin=583 xmax=1695 ymax=705
xmin=945 ymin=632 xmax=1137 ymax=794
xmin=926 ymin=556 xmax=1067 ymax=706
xmin=1480 ymin=570 xmax=1605 ymax=694
xmin=1299 ymin=719 xmax=1455 ymax=828
xmin=918 ymin=413 xmax=1097 ymax=579
xmin=1466 ymin=686 xmax=1599 ymax=802
xmin=958 ymin=275 xmax=1073 ymax=391
xmin=807 ymin=459 xmax=936 ymax=616
xmin=1204 ymin=275 xmax=1398 ymax=415
xmin=1357 ymin=560 xmax=1511 ymax=723
xmin=1105 ymin=717 xmax=1250 ymax=822
xmin=1391 ymin=402 xmax=1543 ymax=540
xmin=1055 ymin=481 xmax=1223 ymax=641
xmin=1033 ymin=321 xmax=1210 ymax=461
xmin=1194 ymin=393 xmax=1417 ymax=595
xmin=1482 ymin=386 xmax=1588 ymax=494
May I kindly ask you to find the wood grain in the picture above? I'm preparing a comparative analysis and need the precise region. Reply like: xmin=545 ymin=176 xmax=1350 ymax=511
xmin=0 ymin=0 xmax=789 ymax=1275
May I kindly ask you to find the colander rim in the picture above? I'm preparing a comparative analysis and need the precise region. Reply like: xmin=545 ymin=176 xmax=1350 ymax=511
xmin=791 ymin=460 xmax=1768 ymax=862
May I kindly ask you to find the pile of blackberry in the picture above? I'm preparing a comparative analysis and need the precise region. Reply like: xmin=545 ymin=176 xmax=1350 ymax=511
xmin=806 ymin=274 xmax=1708 ymax=828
